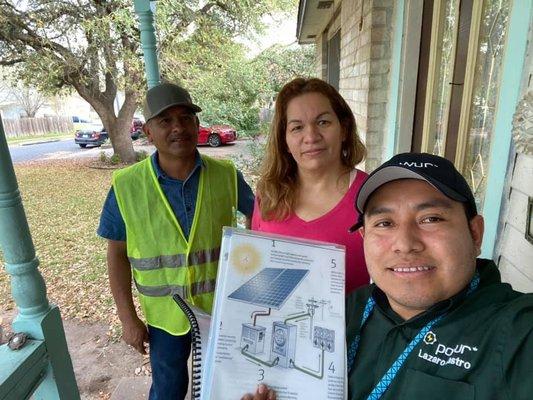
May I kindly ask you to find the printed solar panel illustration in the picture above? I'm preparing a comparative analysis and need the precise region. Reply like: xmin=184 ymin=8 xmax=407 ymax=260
xmin=228 ymin=268 xmax=309 ymax=309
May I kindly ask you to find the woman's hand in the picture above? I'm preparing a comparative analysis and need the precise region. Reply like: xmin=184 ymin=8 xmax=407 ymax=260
xmin=241 ymin=384 xmax=276 ymax=400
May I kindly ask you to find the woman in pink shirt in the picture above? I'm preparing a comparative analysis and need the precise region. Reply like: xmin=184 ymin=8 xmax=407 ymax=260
xmin=252 ymin=78 xmax=369 ymax=294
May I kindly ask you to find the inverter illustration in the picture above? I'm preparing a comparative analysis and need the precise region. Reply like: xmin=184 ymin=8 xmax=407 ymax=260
xmin=241 ymin=323 xmax=266 ymax=354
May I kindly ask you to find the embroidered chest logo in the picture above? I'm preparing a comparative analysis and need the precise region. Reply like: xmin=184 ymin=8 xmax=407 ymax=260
xmin=418 ymin=331 xmax=478 ymax=370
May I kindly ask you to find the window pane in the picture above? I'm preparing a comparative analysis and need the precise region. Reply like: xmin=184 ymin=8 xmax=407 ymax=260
xmin=428 ymin=0 xmax=459 ymax=156
xmin=463 ymin=0 xmax=510 ymax=210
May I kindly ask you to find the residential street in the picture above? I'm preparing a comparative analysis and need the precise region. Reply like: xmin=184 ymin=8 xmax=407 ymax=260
xmin=8 ymin=137 xmax=252 ymax=163
xmin=8 ymin=138 xmax=102 ymax=163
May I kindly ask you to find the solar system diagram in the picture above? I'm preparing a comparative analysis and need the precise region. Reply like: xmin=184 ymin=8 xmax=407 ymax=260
xmin=227 ymin=261 xmax=338 ymax=381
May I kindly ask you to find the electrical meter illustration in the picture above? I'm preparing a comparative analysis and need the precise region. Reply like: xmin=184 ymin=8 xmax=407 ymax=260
xmin=271 ymin=322 xmax=297 ymax=368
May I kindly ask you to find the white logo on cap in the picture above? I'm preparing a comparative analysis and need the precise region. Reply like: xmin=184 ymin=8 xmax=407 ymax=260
xmin=399 ymin=162 xmax=439 ymax=168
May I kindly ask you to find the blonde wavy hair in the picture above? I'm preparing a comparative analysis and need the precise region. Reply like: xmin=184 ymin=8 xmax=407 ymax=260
xmin=257 ymin=78 xmax=366 ymax=221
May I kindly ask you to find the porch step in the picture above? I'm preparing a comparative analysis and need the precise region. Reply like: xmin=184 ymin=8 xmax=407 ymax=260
xmin=109 ymin=376 xmax=192 ymax=400
xmin=110 ymin=377 xmax=150 ymax=400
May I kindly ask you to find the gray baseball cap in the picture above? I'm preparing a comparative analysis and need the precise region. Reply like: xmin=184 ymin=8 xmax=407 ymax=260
xmin=143 ymin=83 xmax=202 ymax=122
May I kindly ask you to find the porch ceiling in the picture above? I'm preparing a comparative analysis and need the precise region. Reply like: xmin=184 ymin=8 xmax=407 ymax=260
xmin=297 ymin=0 xmax=337 ymax=44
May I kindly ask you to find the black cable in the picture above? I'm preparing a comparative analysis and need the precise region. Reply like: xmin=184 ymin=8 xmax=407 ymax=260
xmin=173 ymin=294 xmax=202 ymax=399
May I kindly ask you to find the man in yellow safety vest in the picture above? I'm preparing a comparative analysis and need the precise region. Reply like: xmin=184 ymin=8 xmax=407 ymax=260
xmin=97 ymin=82 xmax=254 ymax=400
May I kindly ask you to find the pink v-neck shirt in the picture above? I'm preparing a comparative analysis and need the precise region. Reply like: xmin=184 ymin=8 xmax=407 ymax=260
xmin=252 ymin=170 xmax=370 ymax=295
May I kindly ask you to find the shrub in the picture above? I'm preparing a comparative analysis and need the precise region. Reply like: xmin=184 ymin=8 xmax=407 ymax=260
xmin=135 ymin=150 xmax=149 ymax=161
xmin=109 ymin=154 xmax=121 ymax=165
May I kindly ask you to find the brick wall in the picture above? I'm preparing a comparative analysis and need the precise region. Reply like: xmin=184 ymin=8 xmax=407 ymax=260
xmin=315 ymin=0 xmax=394 ymax=172
xmin=313 ymin=0 xmax=394 ymax=172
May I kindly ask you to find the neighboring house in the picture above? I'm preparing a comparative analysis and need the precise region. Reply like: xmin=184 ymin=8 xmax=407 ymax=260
xmin=0 ymin=85 xmax=103 ymax=122
xmin=297 ymin=0 xmax=533 ymax=290
xmin=0 ymin=100 xmax=24 ymax=119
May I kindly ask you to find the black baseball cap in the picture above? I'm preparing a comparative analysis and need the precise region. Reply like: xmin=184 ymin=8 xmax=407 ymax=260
xmin=349 ymin=153 xmax=477 ymax=231
xmin=143 ymin=82 xmax=202 ymax=122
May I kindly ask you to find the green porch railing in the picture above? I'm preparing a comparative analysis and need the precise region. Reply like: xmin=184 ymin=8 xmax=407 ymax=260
xmin=0 ymin=114 xmax=80 ymax=399
xmin=1 ymin=2 xmax=160 ymax=397
xmin=134 ymin=0 xmax=161 ymax=88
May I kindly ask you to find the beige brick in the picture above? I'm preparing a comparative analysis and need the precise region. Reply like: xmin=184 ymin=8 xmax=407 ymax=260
xmin=344 ymin=74 xmax=356 ymax=88
xmin=372 ymin=9 xmax=387 ymax=26
xmin=344 ymin=38 xmax=356 ymax=56
xmin=368 ymin=117 xmax=385 ymax=131
xmin=342 ymin=30 xmax=351 ymax=45
xmin=359 ymin=43 xmax=372 ymax=61
xmin=366 ymin=131 xmax=384 ymax=146
xmin=368 ymin=103 xmax=385 ymax=117
xmin=353 ymin=63 xmax=361 ymax=76
xmin=371 ymin=88 xmax=389 ymax=102
xmin=374 ymin=0 xmax=394 ymax=8
xmin=344 ymin=0 xmax=358 ymax=14
xmin=369 ymin=75 xmax=383 ymax=89
xmin=371 ymin=44 xmax=386 ymax=59
xmin=370 ymin=59 xmax=390 ymax=74
xmin=343 ymin=88 xmax=355 ymax=100
xmin=360 ymin=30 xmax=372 ymax=47
xmin=356 ymin=116 xmax=368 ymax=131
xmin=360 ymin=75 xmax=369 ymax=89
xmin=371 ymin=27 xmax=391 ymax=43
xmin=355 ymin=89 xmax=368 ymax=103
xmin=357 ymin=16 xmax=369 ymax=32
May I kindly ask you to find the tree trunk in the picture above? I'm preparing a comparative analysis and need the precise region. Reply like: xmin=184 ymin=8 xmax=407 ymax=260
xmin=107 ymin=116 xmax=137 ymax=164
xmin=95 ymin=107 xmax=136 ymax=164
xmin=88 ymin=90 xmax=139 ymax=164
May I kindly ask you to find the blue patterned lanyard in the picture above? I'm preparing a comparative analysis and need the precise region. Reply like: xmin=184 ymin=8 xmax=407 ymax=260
xmin=347 ymin=273 xmax=480 ymax=400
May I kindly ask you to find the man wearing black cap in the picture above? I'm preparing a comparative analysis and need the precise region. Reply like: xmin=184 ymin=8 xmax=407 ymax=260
xmin=97 ymin=82 xmax=254 ymax=400
xmin=244 ymin=153 xmax=532 ymax=400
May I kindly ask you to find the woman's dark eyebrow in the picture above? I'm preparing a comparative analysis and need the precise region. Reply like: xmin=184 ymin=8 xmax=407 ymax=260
xmin=316 ymin=111 xmax=332 ymax=119
xmin=287 ymin=118 xmax=302 ymax=125
xmin=287 ymin=111 xmax=333 ymax=125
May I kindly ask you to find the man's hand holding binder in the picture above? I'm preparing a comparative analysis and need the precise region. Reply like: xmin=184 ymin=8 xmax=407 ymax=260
xmin=241 ymin=384 xmax=276 ymax=400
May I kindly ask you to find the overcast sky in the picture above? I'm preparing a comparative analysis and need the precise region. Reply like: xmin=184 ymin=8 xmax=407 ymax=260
xmin=239 ymin=13 xmax=299 ymax=57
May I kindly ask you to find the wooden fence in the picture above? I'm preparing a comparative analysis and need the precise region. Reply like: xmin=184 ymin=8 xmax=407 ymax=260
xmin=2 ymin=116 xmax=73 ymax=137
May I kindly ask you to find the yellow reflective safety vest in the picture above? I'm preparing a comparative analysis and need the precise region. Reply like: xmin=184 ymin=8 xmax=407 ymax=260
xmin=113 ymin=155 xmax=237 ymax=335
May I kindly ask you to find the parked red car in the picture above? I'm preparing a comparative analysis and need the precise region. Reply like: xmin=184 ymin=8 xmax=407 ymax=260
xmin=198 ymin=124 xmax=237 ymax=147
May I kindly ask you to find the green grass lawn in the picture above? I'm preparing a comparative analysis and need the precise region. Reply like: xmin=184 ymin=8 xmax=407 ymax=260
xmin=0 ymin=152 xmax=261 ymax=338
xmin=0 ymin=159 xmax=121 ymax=331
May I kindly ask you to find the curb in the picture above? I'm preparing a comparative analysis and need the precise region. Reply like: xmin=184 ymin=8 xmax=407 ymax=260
xmin=19 ymin=139 xmax=61 ymax=146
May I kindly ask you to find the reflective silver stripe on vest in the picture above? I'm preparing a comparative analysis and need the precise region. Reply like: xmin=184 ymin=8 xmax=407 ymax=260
xmin=135 ymin=278 xmax=217 ymax=298
xmin=188 ymin=247 xmax=220 ymax=266
xmin=129 ymin=248 xmax=220 ymax=271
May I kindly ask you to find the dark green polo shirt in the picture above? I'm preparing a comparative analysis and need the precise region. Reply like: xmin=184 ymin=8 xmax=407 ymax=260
xmin=346 ymin=259 xmax=533 ymax=400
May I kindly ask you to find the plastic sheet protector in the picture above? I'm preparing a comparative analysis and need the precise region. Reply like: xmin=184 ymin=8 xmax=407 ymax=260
xmin=201 ymin=227 xmax=347 ymax=400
